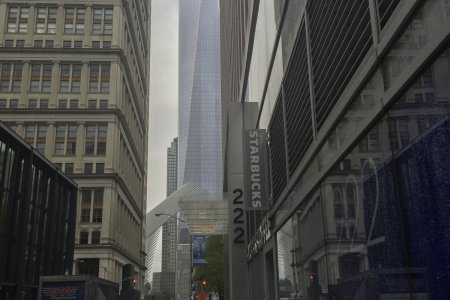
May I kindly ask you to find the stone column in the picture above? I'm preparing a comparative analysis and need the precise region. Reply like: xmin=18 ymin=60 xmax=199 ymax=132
xmin=80 ymin=61 xmax=89 ymax=108
xmin=109 ymin=60 xmax=119 ymax=109
xmin=54 ymin=4 xmax=64 ymax=47
xmin=46 ymin=122 xmax=55 ymax=158
xmin=25 ymin=4 xmax=36 ymax=47
xmin=75 ymin=122 xmax=85 ymax=174
xmin=20 ymin=61 xmax=31 ymax=108
xmin=15 ymin=121 xmax=24 ymax=137
xmin=50 ymin=61 xmax=60 ymax=108
xmin=111 ymin=4 xmax=122 ymax=47
xmin=83 ymin=5 xmax=93 ymax=47
xmin=0 ymin=3 xmax=8 ymax=46
xmin=105 ymin=121 xmax=115 ymax=174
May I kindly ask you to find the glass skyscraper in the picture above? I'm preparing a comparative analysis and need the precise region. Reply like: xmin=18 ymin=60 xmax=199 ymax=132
xmin=178 ymin=0 xmax=222 ymax=195
xmin=177 ymin=1 xmax=221 ymax=299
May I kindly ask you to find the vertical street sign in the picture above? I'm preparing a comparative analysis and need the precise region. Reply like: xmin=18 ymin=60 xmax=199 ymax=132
xmin=226 ymin=102 xmax=258 ymax=300
xmin=242 ymin=129 xmax=269 ymax=210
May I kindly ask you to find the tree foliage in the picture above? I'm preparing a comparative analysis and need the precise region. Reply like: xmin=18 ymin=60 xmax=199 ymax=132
xmin=192 ymin=235 xmax=224 ymax=293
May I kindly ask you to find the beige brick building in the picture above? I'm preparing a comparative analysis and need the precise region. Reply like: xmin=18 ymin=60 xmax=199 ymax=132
xmin=0 ymin=0 xmax=150 ymax=294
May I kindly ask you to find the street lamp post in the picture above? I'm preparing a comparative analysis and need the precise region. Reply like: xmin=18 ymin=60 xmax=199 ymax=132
xmin=154 ymin=213 xmax=187 ymax=224
xmin=154 ymin=212 xmax=190 ymax=300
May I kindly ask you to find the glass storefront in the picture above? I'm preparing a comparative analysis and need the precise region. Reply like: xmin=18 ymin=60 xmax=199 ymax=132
xmin=276 ymin=45 xmax=450 ymax=299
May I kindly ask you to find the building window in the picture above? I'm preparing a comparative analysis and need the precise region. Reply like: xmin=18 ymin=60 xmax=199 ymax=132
xmin=74 ymin=41 xmax=82 ymax=48
xmin=78 ymin=258 xmax=99 ymax=276
xmin=30 ymin=63 xmax=52 ymax=92
xmin=36 ymin=7 xmax=57 ymax=34
xmin=80 ymin=189 xmax=103 ymax=224
xmin=336 ymin=226 xmax=347 ymax=240
xmin=88 ymin=100 xmax=97 ymax=108
xmin=7 ymin=6 xmax=29 ymax=33
xmin=63 ymin=40 xmax=71 ymax=48
xmin=348 ymin=226 xmax=356 ymax=239
xmin=34 ymin=40 xmax=43 ymax=48
xmin=65 ymin=163 xmax=74 ymax=174
xmin=60 ymin=64 xmax=81 ymax=93
xmin=91 ymin=231 xmax=101 ymax=244
xmin=89 ymin=64 xmax=110 ymax=93
xmin=54 ymin=124 xmax=77 ymax=155
xmin=70 ymin=99 xmax=79 ymax=108
xmin=346 ymin=185 xmax=356 ymax=218
xmin=81 ymin=190 xmax=91 ymax=222
xmin=389 ymin=118 xmax=410 ymax=152
xmin=58 ymin=99 xmax=67 ymax=108
xmin=92 ymin=41 xmax=100 ymax=48
xmin=79 ymin=231 xmax=89 ymax=244
xmin=84 ymin=163 xmax=93 ymax=174
xmin=64 ymin=7 xmax=85 ymax=34
xmin=28 ymin=99 xmax=37 ymax=108
xmin=9 ymin=99 xmax=18 ymax=108
xmin=102 ymin=41 xmax=111 ymax=49
xmin=0 ymin=99 xmax=6 ymax=108
xmin=85 ymin=123 xmax=107 ymax=155
xmin=99 ymin=100 xmax=108 ymax=109
xmin=95 ymin=190 xmax=104 ymax=223
xmin=16 ymin=40 xmax=25 ymax=47
xmin=5 ymin=40 xmax=14 ymax=48
xmin=25 ymin=124 xmax=47 ymax=153
xmin=40 ymin=99 xmax=49 ymax=108
xmin=358 ymin=127 xmax=380 ymax=153
xmin=0 ymin=63 xmax=23 ymax=93
xmin=92 ymin=7 xmax=113 ymax=35
xmin=45 ymin=40 xmax=54 ymax=48
xmin=333 ymin=188 xmax=344 ymax=219
xmin=96 ymin=163 xmax=104 ymax=174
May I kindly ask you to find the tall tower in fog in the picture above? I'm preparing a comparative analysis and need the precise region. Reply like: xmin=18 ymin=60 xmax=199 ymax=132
xmin=178 ymin=0 xmax=222 ymax=195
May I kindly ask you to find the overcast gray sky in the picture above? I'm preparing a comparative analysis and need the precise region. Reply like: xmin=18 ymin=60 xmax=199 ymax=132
xmin=146 ymin=0 xmax=179 ymax=276
xmin=147 ymin=0 xmax=179 ymax=213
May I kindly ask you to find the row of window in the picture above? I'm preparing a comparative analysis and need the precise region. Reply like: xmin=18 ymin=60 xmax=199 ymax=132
xmin=0 ymin=98 xmax=109 ymax=109
xmin=4 ymin=40 xmax=111 ymax=49
xmin=54 ymin=162 xmax=105 ymax=175
xmin=7 ymin=6 xmax=113 ymax=35
xmin=20 ymin=123 xmax=107 ymax=156
xmin=55 ymin=123 xmax=107 ymax=156
xmin=0 ymin=62 xmax=110 ymax=93
xmin=79 ymin=230 xmax=101 ymax=245
xmin=81 ymin=189 xmax=103 ymax=224
xmin=4 ymin=39 xmax=112 ymax=49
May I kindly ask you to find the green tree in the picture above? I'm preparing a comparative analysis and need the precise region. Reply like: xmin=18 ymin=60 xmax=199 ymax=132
xmin=192 ymin=236 xmax=224 ymax=294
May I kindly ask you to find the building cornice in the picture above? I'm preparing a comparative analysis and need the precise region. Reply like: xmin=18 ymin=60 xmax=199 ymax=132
xmin=72 ymin=173 xmax=144 ymax=219
xmin=75 ymin=243 xmax=145 ymax=268
xmin=0 ymin=108 xmax=145 ymax=173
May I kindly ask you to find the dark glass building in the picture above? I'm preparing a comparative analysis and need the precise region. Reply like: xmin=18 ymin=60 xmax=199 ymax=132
xmin=221 ymin=0 xmax=450 ymax=299
xmin=0 ymin=121 xmax=77 ymax=300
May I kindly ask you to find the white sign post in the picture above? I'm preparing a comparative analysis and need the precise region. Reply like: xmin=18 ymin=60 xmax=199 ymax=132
xmin=226 ymin=102 xmax=258 ymax=300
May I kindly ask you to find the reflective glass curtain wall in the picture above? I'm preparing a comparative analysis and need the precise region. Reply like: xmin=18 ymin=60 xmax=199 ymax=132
xmin=177 ymin=1 xmax=222 ymax=299
xmin=233 ymin=0 xmax=450 ymax=299
xmin=0 ymin=122 xmax=77 ymax=300
xmin=262 ymin=0 xmax=450 ymax=299
xmin=178 ymin=0 xmax=222 ymax=195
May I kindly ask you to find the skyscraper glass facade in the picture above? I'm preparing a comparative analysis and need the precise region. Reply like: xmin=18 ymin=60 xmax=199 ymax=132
xmin=221 ymin=0 xmax=450 ymax=299
xmin=178 ymin=0 xmax=222 ymax=195
xmin=177 ymin=1 xmax=221 ymax=299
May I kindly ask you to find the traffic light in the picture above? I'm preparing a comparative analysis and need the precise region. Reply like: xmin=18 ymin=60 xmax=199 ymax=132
xmin=202 ymin=279 xmax=206 ymax=287
xmin=132 ymin=278 xmax=137 ymax=287
xmin=309 ymin=274 xmax=316 ymax=281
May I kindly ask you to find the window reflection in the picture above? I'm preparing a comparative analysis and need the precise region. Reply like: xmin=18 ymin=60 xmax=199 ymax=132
xmin=277 ymin=44 xmax=450 ymax=299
